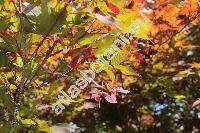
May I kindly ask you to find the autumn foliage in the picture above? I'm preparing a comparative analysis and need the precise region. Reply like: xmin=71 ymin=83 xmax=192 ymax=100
xmin=0 ymin=0 xmax=200 ymax=132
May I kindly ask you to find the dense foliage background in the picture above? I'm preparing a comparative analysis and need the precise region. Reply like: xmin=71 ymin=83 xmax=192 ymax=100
xmin=0 ymin=0 xmax=199 ymax=132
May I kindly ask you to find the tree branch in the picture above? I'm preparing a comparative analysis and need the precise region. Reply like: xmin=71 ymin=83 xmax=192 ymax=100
xmin=30 ymin=4 xmax=68 ymax=58
xmin=26 ymin=41 xmax=57 ymax=86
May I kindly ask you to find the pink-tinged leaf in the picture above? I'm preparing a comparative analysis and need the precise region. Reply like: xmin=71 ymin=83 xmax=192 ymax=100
xmin=62 ymin=47 xmax=68 ymax=54
xmin=91 ymin=92 xmax=101 ymax=101
xmin=113 ymin=87 xmax=130 ymax=94
xmin=135 ymin=53 xmax=143 ymax=61
xmin=102 ymin=92 xmax=117 ymax=103
xmin=54 ymin=34 xmax=60 ymax=43
xmin=107 ymin=2 xmax=120 ymax=15
xmin=69 ymin=55 xmax=80 ymax=68
xmin=192 ymin=98 xmax=200 ymax=107
xmin=140 ymin=114 xmax=155 ymax=126
xmin=130 ymin=39 xmax=138 ymax=47
xmin=46 ymin=36 xmax=51 ymax=41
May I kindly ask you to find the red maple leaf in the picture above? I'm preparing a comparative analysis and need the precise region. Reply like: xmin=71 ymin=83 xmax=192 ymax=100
xmin=106 ymin=1 xmax=120 ymax=15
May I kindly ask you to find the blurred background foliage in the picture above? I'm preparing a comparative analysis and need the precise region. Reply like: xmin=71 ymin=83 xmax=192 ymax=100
xmin=0 ymin=0 xmax=199 ymax=132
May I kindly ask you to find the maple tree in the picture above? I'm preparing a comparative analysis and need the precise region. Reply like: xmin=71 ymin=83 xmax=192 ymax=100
xmin=0 ymin=0 xmax=199 ymax=132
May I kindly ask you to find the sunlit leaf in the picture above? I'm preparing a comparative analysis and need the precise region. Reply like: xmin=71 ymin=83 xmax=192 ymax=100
xmin=115 ymin=65 xmax=138 ymax=76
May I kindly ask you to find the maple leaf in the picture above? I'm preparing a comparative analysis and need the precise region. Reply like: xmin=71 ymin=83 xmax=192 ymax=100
xmin=101 ymin=92 xmax=117 ymax=103
xmin=124 ymin=0 xmax=134 ymax=9
xmin=90 ymin=86 xmax=129 ymax=104
xmin=69 ymin=55 xmax=80 ymax=69
xmin=92 ymin=7 xmax=116 ymax=25
xmin=94 ymin=13 xmax=116 ymax=25
xmin=117 ymin=12 xmax=152 ymax=39
xmin=106 ymin=1 xmax=120 ymax=15
xmin=192 ymin=98 xmax=200 ymax=107
xmin=130 ymin=39 xmax=138 ymax=47
xmin=91 ymin=91 xmax=117 ymax=103
xmin=140 ymin=114 xmax=155 ymax=126
xmin=53 ymin=34 xmax=60 ymax=43
xmin=112 ymin=87 xmax=130 ymax=94
xmin=135 ymin=53 xmax=143 ymax=61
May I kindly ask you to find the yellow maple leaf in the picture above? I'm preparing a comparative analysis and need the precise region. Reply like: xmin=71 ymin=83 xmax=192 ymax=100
xmin=51 ymin=0 xmax=57 ymax=8
xmin=116 ymin=11 xmax=152 ymax=39
xmin=191 ymin=62 xmax=200 ymax=68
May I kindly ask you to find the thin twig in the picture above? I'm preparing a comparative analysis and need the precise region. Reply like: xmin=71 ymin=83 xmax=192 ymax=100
xmin=31 ymin=19 xmax=97 ymax=89
xmin=49 ymin=20 xmax=96 ymax=57
xmin=30 ymin=4 xmax=68 ymax=58
xmin=26 ymin=4 xmax=68 ymax=86
xmin=155 ymin=12 xmax=199 ymax=52
xmin=26 ymin=42 xmax=58 ymax=86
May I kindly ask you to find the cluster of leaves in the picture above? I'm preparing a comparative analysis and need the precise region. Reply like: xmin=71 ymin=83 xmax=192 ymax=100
xmin=0 ymin=0 xmax=199 ymax=132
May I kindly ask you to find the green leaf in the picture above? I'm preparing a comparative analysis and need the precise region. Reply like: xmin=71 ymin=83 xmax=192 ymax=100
xmin=26 ymin=0 xmax=41 ymax=5
xmin=1 ymin=122 xmax=19 ymax=133
xmin=79 ymin=34 xmax=95 ymax=46
xmin=73 ymin=14 xmax=84 ymax=25
xmin=55 ymin=98 xmax=75 ymax=105
xmin=35 ymin=6 xmax=56 ymax=34
xmin=111 ymin=50 xmax=127 ymax=66
xmin=174 ymin=95 xmax=186 ymax=100
xmin=35 ymin=119 xmax=52 ymax=133
xmin=13 ymin=56 xmax=23 ymax=68
xmin=93 ymin=35 xmax=116 ymax=55
xmin=0 ymin=122 xmax=19 ymax=133
xmin=2 ymin=122 xmax=11 ymax=133
xmin=103 ymin=64 xmax=115 ymax=85
xmin=0 ymin=91 xmax=14 ymax=113
xmin=24 ymin=18 xmax=34 ymax=33
xmin=17 ymin=56 xmax=23 ymax=68
xmin=25 ymin=2 xmax=67 ymax=34
xmin=21 ymin=119 xmax=36 ymax=125
xmin=0 ymin=42 xmax=16 ymax=52
xmin=25 ymin=2 xmax=56 ymax=34
xmin=117 ymin=11 xmax=151 ymax=39
xmin=0 ymin=0 xmax=4 ymax=4
xmin=153 ymin=62 xmax=164 ymax=70
xmin=115 ymin=65 xmax=137 ymax=76
xmin=0 ymin=52 xmax=13 ymax=67
xmin=0 ymin=18 xmax=12 ymax=31
xmin=26 ymin=57 xmax=39 ymax=79
xmin=0 ymin=34 xmax=17 ymax=49
xmin=10 ymin=16 xmax=20 ymax=32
